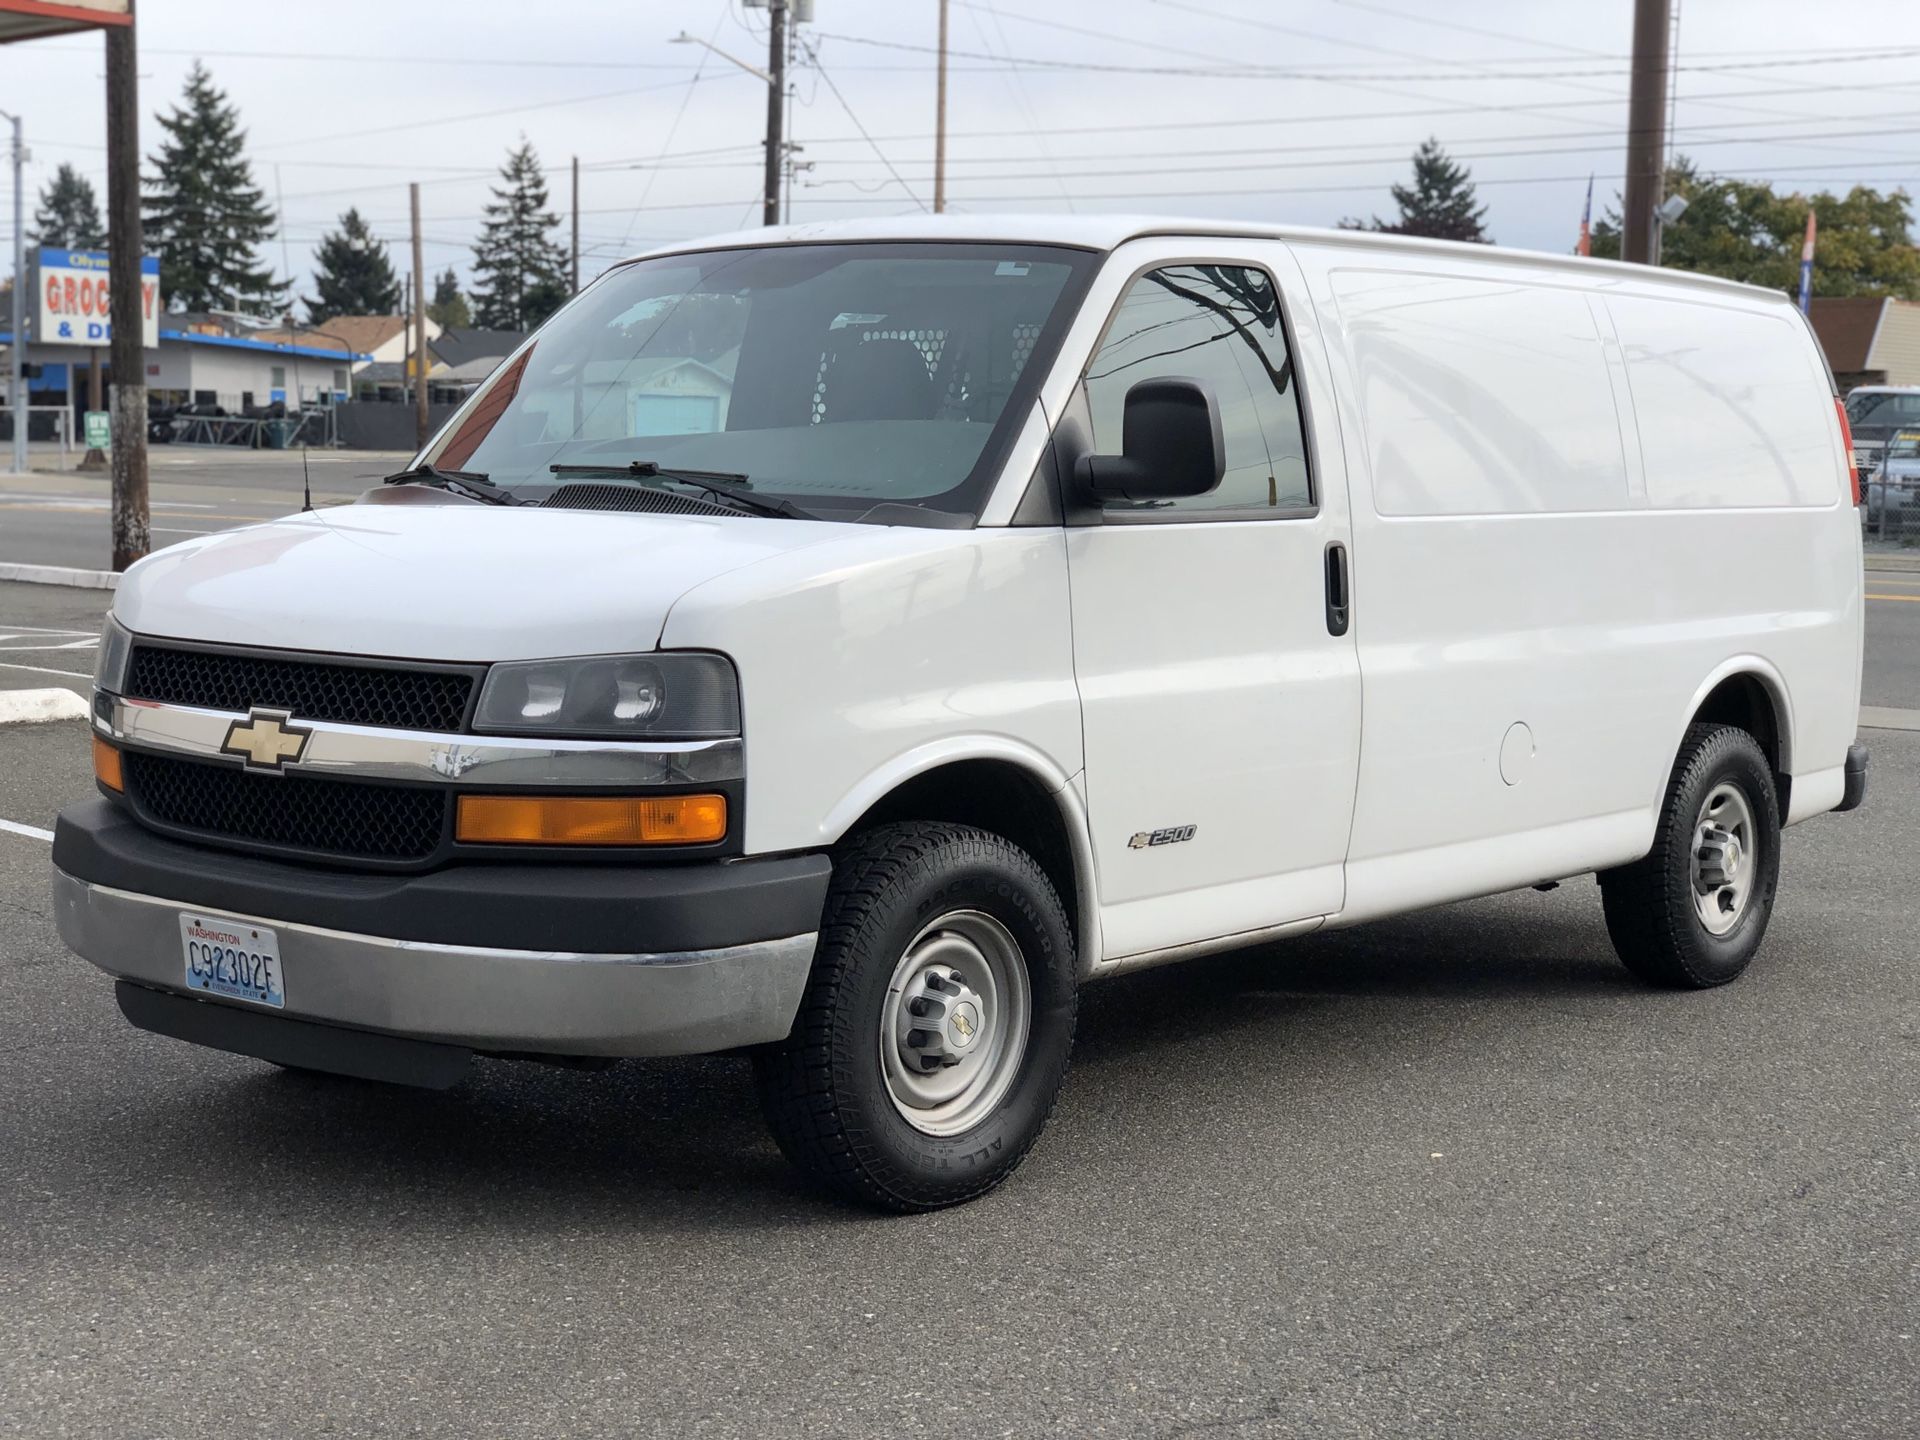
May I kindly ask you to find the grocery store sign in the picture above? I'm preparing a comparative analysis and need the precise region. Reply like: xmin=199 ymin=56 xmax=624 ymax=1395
xmin=30 ymin=247 xmax=160 ymax=348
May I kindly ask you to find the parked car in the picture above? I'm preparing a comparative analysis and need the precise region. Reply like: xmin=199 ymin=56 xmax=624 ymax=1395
xmin=52 ymin=217 xmax=1869 ymax=1211
xmin=1864 ymin=426 xmax=1920 ymax=533
xmin=1843 ymin=384 xmax=1920 ymax=472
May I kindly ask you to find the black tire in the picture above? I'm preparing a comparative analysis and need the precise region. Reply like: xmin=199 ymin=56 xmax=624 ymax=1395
xmin=752 ymin=821 xmax=1078 ymax=1212
xmin=1600 ymin=723 xmax=1781 ymax=988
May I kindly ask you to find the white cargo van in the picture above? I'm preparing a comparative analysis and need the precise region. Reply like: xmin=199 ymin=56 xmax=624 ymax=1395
xmin=53 ymin=217 xmax=1869 ymax=1211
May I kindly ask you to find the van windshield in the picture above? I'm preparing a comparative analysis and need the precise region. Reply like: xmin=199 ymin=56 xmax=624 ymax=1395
xmin=420 ymin=242 xmax=1092 ymax=521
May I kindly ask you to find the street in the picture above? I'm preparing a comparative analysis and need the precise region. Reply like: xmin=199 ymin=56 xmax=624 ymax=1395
xmin=0 ymin=570 xmax=1913 ymax=1438
xmin=0 ymin=448 xmax=406 ymax=573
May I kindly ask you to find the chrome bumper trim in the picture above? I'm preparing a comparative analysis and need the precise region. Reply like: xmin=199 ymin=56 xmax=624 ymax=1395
xmin=54 ymin=869 xmax=813 ymax=1057
xmin=95 ymin=694 xmax=743 ymax=787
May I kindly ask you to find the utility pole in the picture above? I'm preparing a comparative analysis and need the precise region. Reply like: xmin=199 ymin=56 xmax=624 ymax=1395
xmin=410 ymin=182 xmax=428 ymax=448
xmin=1622 ymin=0 xmax=1672 ymax=266
xmin=763 ymin=0 xmax=787 ymax=225
xmin=570 ymin=155 xmax=580 ymax=291
xmin=934 ymin=0 xmax=949 ymax=214
xmin=5 ymin=110 xmax=25 ymax=479
xmin=105 ymin=7 xmax=148 ymax=571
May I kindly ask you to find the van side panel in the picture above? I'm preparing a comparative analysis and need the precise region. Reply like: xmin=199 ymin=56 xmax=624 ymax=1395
xmin=1288 ymin=241 xmax=1861 ymax=927
xmin=1609 ymin=294 xmax=1839 ymax=509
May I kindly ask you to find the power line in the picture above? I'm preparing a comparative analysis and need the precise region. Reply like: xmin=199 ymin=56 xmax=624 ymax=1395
xmin=807 ymin=29 xmax=1920 ymax=80
xmin=252 ymin=73 xmax=752 ymax=152
xmin=800 ymin=38 xmax=927 ymax=212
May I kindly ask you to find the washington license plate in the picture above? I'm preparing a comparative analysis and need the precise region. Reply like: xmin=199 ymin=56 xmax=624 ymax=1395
xmin=179 ymin=913 xmax=285 ymax=1009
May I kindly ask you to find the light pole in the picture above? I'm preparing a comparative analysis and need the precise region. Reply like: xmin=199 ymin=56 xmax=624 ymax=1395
xmin=670 ymin=28 xmax=783 ymax=224
xmin=1 ymin=108 xmax=26 ymax=476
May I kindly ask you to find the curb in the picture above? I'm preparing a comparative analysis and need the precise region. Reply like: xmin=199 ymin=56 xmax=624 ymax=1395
xmin=0 ymin=688 xmax=91 ymax=725
xmin=1864 ymin=551 xmax=1920 ymax=573
xmin=0 ymin=563 xmax=119 ymax=590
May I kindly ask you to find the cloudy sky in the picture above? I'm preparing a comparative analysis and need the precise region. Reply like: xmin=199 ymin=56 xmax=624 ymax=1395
xmin=4 ymin=0 xmax=1917 ymax=301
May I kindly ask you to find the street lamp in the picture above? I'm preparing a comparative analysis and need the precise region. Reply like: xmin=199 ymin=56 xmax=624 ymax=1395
xmin=0 ymin=107 xmax=26 ymax=477
xmin=669 ymin=31 xmax=774 ymax=85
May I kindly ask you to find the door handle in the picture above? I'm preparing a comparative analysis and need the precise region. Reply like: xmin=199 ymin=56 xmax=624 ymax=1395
xmin=1324 ymin=541 xmax=1351 ymax=637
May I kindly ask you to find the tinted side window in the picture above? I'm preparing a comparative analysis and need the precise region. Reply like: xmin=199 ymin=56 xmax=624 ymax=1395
xmin=1084 ymin=265 xmax=1310 ymax=514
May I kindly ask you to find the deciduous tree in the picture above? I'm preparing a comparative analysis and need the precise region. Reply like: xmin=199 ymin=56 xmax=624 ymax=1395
xmin=1590 ymin=159 xmax=1920 ymax=300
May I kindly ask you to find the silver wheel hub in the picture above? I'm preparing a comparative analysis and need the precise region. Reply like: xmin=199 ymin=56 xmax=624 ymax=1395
xmin=880 ymin=910 xmax=1031 ymax=1137
xmin=1690 ymin=782 xmax=1758 ymax=936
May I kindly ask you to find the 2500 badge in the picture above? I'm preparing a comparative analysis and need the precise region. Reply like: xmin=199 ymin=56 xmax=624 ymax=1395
xmin=1128 ymin=825 xmax=1197 ymax=850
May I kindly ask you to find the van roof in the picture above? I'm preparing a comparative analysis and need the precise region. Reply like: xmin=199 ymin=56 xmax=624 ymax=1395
xmin=625 ymin=212 xmax=1789 ymax=304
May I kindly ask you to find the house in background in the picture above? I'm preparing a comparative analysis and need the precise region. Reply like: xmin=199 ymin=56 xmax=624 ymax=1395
xmin=1808 ymin=296 xmax=1920 ymax=391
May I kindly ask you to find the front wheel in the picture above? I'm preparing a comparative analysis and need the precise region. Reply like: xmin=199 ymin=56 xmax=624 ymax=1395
xmin=1600 ymin=724 xmax=1781 ymax=988
xmin=752 ymin=822 xmax=1077 ymax=1212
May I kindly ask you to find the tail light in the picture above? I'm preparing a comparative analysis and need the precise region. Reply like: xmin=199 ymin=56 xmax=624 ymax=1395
xmin=1835 ymin=398 xmax=1860 ymax=505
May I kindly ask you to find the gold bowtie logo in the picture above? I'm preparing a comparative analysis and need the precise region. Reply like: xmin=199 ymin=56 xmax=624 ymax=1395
xmin=221 ymin=708 xmax=312 ymax=772
xmin=952 ymin=1010 xmax=975 ymax=1040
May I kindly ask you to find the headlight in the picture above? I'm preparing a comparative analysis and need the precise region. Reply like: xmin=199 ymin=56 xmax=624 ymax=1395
xmin=473 ymin=653 xmax=740 ymax=739
xmin=95 ymin=616 xmax=133 ymax=694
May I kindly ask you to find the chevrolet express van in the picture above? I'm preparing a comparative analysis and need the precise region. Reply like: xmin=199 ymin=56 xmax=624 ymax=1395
xmin=53 ymin=217 xmax=1869 ymax=1211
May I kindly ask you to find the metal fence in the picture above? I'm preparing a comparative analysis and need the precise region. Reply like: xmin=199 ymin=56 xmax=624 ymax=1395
xmin=168 ymin=408 xmax=337 ymax=450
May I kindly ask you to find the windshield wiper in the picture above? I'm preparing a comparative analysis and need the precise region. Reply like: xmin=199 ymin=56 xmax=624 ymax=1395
xmin=382 ymin=463 xmax=521 ymax=506
xmin=547 ymin=460 xmax=813 ymax=520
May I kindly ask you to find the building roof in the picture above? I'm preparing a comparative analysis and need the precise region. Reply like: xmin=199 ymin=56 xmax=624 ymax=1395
xmin=432 ymin=327 xmax=527 ymax=369
xmin=255 ymin=314 xmax=423 ymax=358
xmin=1808 ymin=296 xmax=1888 ymax=373
xmin=624 ymin=212 xmax=1788 ymax=301
xmin=158 ymin=328 xmax=373 ymax=362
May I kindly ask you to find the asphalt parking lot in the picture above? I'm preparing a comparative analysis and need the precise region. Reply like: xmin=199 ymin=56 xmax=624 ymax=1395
xmin=0 ymin=570 xmax=1914 ymax=1438
xmin=0 ymin=447 xmax=406 ymax=573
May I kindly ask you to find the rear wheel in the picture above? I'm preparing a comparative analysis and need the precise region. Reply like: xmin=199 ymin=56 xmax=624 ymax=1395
xmin=753 ymin=821 xmax=1077 ymax=1212
xmin=1600 ymin=724 xmax=1781 ymax=988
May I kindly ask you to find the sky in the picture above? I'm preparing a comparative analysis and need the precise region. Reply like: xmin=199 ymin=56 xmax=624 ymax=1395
xmin=3 ymin=0 xmax=1918 ymax=306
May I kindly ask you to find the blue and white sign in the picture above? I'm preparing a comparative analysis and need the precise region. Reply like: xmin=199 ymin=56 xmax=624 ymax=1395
xmin=30 ymin=248 xmax=161 ymax=349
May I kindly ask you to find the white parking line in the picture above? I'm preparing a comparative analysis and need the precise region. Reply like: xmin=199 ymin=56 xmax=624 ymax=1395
xmin=0 ymin=818 xmax=53 ymax=842
xmin=0 ymin=659 xmax=92 ymax=679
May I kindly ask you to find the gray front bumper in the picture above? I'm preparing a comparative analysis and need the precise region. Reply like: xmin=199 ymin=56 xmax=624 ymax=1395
xmin=53 ymin=868 xmax=816 ymax=1059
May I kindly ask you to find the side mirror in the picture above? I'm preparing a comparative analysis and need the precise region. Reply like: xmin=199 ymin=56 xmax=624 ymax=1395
xmin=1075 ymin=376 xmax=1225 ymax=504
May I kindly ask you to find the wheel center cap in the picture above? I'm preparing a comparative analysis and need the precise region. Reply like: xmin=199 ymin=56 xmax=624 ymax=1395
xmin=948 ymin=1000 xmax=982 ymax=1048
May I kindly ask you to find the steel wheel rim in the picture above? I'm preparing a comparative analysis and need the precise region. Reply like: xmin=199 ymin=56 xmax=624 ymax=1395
xmin=1690 ymin=781 xmax=1758 ymax=936
xmin=879 ymin=909 xmax=1032 ymax=1137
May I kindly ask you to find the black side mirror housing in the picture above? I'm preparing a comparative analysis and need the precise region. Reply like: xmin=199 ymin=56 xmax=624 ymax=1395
xmin=1074 ymin=376 xmax=1226 ymax=504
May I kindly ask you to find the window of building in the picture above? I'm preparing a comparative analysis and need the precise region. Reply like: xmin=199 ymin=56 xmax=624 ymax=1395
xmin=1083 ymin=264 xmax=1310 ymax=515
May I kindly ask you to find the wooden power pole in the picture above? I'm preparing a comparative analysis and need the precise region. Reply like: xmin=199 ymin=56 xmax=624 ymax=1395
xmin=1622 ymin=0 xmax=1672 ymax=266
xmin=763 ymin=0 xmax=786 ymax=225
xmin=105 ymin=2 xmax=148 ymax=571
xmin=570 ymin=155 xmax=580 ymax=292
xmin=410 ymin=181 xmax=428 ymax=448
xmin=934 ymin=0 xmax=949 ymax=214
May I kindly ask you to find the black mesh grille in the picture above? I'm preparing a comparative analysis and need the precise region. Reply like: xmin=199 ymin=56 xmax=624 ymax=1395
xmin=126 ymin=645 xmax=473 ymax=732
xmin=540 ymin=483 xmax=742 ymax=517
xmin=124 ymin=752 xmax=447 ymax=862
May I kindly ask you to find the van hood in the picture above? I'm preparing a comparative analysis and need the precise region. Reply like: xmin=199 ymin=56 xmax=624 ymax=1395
xmin=113 ymin=501 xmax=855 ymax=662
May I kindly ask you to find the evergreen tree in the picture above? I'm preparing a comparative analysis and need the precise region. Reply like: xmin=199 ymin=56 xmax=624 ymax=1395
xmin=427 ymin=267 xmax=472 ymax=330
xmin=1341 ymin=137 xmax=1490 ymax=243
xmin=305 ymin=208 xmax=402 ymax=322
xmin=143 ymin=62 xmax=287 ymax=313
xmin=31 ymin=163 xmax=106 ymax=249
xmin=469 ymin=141 xmax=570 ymax=330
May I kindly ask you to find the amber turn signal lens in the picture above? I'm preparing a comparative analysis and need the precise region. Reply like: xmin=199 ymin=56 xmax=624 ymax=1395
xmin=455 ymin=793 xmax=727 ymax=846
xmin=92 ymin=735 xmax=124 ymax=792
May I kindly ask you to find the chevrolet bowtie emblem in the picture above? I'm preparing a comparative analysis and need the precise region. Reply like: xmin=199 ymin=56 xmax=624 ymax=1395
xmin=221 ymin=708 xmax=312 ymax=772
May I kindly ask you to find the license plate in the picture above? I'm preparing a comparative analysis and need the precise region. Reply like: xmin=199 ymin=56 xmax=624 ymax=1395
xmin=179 ymin=913 xmax=285 ymax=1009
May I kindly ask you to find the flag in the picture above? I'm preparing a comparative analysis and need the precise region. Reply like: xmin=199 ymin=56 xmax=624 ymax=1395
xmin=1798 ymin=209 xmax=1817 ymax=314
xmin=1575 ymin=175 xmax=1593 ymax=257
